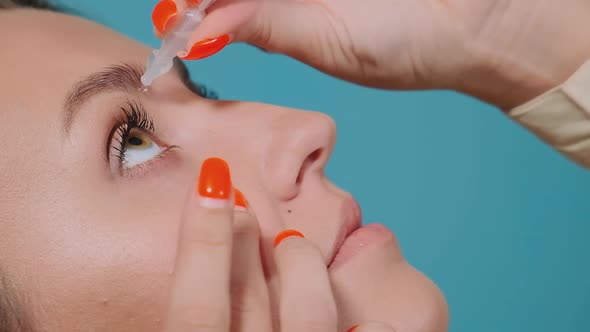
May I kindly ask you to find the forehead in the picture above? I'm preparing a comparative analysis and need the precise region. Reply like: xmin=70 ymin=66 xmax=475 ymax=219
xmin=0 ymin=8 xmax=152 ymax=183
xmin=0 ymin=8 xmax=150 ymax=116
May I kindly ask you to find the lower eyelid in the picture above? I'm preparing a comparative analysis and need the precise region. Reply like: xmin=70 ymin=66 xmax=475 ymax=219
xmin=118 ymin=146 xmax=180 ymax=179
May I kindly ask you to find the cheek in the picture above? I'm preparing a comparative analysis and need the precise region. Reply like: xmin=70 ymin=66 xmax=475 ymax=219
xmin=22 ymin=175 xmax=189 ymax=330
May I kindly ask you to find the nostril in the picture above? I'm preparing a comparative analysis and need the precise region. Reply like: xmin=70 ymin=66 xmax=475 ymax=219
xmin=295 ymin=148 xmax=323 ymax=185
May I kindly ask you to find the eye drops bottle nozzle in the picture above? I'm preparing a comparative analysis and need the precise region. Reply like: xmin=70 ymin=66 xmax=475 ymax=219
xmin=141 ymin=0 xmax=217 ymax=88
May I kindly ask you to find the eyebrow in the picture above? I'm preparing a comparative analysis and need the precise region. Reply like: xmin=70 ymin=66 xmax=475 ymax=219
xmin=63 ymin=58 xmax=192 ymax=132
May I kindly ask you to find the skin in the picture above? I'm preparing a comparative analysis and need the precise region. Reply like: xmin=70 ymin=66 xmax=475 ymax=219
xmin=0 ymin=8 xmax=447 ymax=332
xmin=188 ymin=0 xmax=590 ymax=109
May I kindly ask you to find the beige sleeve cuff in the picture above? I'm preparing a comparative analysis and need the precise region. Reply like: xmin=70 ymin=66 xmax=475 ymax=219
xmin=509 ymin=59 xmax=590 ymax=169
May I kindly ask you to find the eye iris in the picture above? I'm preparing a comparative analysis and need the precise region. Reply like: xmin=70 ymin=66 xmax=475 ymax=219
xmin=128 ymin=136 xmax=143 ymax=146
xmin=126 ymin=133 xmax=152 ymax=149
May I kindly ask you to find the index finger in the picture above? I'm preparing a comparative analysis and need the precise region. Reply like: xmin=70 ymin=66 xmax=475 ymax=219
xmin=163 ymin=157 xmax=234 ymax=332
xmin=151 ymin=0 xmax=206 ymax=37
xmin=151 ymin=0 xmax=251 ymax=45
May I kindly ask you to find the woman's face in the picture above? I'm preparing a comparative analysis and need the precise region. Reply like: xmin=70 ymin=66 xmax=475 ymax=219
xmin=0 ymin=8 xmax=448 ymax=332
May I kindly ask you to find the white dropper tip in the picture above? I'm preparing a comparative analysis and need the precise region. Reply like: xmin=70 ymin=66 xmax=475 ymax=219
xmin=140 ymin=3 xmax=213 ymax=86
xmin=141 ymin=51 xmax=174 ymax=87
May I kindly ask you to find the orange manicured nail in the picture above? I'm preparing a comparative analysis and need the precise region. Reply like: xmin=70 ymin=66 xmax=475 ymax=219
xmin=197 ymin=158 xmax=232 ymax=205
xmin=273 ymin=229 xmax=305 ymax=247
xmin=234 ymin=188 xmax=248 ymax=209
xmin=187 ymin=0 xmax=201 ymax=6
xmin=181 ymin=34 xmax=230 ymax=60
xmin=152 ymin=0 xmax=178 ymax=34
xmin=347 ymin=325 xmax=360 ymax=332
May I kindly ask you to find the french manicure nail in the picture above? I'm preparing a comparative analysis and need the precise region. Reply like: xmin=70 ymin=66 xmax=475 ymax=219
xmin=152 ymin=0 xmax=178 ymax=34
xmin=234 ymin=188 xmax=249 ymax=210
xmin=180 ymin=34 xmax=231 ymax=60
xmin=273 ymin=229 xmax=305 ymax=247
xmin=197 ymin=157 xmax=232 ymax=208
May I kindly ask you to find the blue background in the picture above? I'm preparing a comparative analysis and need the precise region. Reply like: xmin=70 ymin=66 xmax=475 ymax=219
xmin=56 ymin=0 xmax=590 ymax=330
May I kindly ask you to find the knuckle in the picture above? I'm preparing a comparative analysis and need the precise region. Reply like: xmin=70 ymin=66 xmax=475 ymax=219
xmin=230 ymin=294 xmax=267 ymax=316
xmin=180 ymin=216 xmax=232 ymax=251
xmin=249 ymin=10 xmax=273 ymax=47
xmin=230 ymin=284 xmax=269 ymax=312
xmin=174 ymin=303 xmax=229 ymax=330
xmin=229 ymin=282 xmax=250 ymax=303
xmin=230 ymin=275 xmax=269 ymax=316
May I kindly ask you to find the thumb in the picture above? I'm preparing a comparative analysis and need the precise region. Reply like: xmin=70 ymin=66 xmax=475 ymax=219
xmin=186 ymin=0 xmax=329 ymax=62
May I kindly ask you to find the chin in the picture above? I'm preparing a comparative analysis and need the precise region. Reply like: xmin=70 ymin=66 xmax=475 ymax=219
xmin=329 ymin=227 xmax=449 ymax=332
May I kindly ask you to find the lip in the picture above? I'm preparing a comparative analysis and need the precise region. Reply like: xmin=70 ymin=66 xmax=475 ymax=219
xmin=327 ymin=195 xmax=363 ymax=268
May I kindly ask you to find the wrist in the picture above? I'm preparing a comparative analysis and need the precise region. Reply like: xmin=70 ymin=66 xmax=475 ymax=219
xmin=456 ymin=47 xmax=570 ymax=110
xmin=454 ymin=4 xmax=590 ymax=110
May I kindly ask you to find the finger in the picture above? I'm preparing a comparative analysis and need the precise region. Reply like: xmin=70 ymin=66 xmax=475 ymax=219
xmin=347 ymin=322 xmax=397 ymax=332
xmin=180 ymin=0 xmax=329 ymax=62
xmin=273 ymin=229 xmax=338 ymax=332
xmin=163 ymin=157 xmax=234 ymax=332
xmin=229 ymin=189 xmax=272 ymax=332
xmin=151 ymin=0 xmax=185 ymax=36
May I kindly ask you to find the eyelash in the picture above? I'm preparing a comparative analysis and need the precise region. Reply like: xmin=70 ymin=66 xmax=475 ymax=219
xmin=107 ymin=78 xmax=215 ymax=173
xmin=110 ymin=100 xmax=155 ymax=165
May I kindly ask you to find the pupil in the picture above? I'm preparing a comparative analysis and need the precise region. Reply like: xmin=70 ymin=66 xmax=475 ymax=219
xmin=128 ymin=136 xmax=143 ymax=146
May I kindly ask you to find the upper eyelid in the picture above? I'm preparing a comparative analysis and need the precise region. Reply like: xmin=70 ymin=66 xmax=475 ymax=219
xmin=63 ymin=59 xmax=210 ymax=135
xmin=64 ymin=63 xmax=145 ymax=134
xmin=118 ymin=100 xmax=155 ymax=132
xmin=108 ymin=100 xmax=155 ymax=163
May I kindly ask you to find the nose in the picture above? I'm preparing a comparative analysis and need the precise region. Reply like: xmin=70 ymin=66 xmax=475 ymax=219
xmin=263 ymin=110 xmax=336 ymax=200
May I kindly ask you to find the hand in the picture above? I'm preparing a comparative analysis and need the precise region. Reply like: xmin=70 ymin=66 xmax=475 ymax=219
xmin=163 ymin=157 xmax=396 ymax=332
xmin=153 ymin=0 xmax=590 ymax=109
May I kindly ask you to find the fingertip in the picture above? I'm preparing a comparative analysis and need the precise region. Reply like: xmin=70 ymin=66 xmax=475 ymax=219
xmin=233 ymin=188 xmax=249 ymax=210
xmin=152 ymin=0 xmax=179 ymax=34
xmin=273 ymin=229 xmax=305 ymax=247
xmin=180 ymin=34 xmax=231 ymax=60
xmin=185 ymin=1 xmax=258 ymax=44
xmin=196 ymin=157 xmax=232 ymax=208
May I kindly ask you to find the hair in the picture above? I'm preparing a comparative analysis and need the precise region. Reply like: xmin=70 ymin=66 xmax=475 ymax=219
xmin=0 ymin=0 xmax=56 ymax=10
